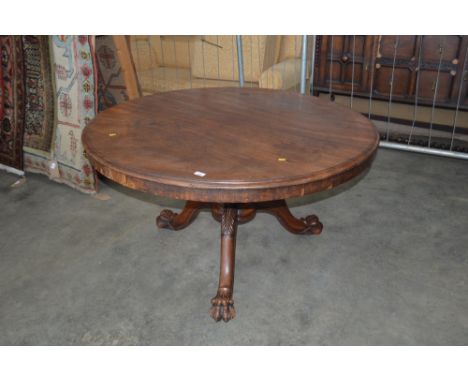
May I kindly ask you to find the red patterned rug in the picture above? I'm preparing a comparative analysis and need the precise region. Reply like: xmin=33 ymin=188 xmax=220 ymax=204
xmin=22 ymin=35 xmax=55 ymax=152
xmin=0 ymin=36 xmax=25 ymax=170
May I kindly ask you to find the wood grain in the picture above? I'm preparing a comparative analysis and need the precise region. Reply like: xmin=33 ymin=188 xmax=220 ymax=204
xmin=82 ymin=87 xmax=379 ymax=202
xmin=314 ymin=35 xmax=468 ymax=110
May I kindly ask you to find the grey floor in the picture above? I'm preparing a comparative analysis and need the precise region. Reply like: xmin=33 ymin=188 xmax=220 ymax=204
xmin=0 ymin=149 xmax=467 ymax=345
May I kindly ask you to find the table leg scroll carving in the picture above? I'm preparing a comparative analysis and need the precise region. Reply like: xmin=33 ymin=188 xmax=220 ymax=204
xmin=260 ymin=200 xmax=323 ymax=235
xmin=156 ymin=201 xmax=205 ymax=231
xmin=211 ymin=204 xmax=256 ymax=225
xmin=210 ymin=203 xmax=222 ymax=223
xmin=210 ymin=205 xmax=238 ymax=322
xmin=237 ymin=207 xmax=256 ymax=224
xmin=157 ymin=199 xmax=320 ymax=322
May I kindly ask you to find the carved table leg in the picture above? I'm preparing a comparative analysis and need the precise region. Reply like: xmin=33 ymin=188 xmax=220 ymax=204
xmin=209 ymin=205 xmax=238 ymax=322
xmin=210 ymin=204 xmax=223 ymax=223
xmin=156 ymin=201 xmax=206 ymax=231
xmin=211 ymin=203 xmax=256 ymax=225
xmin=259 ymin=200 xmax=323 ymax=235
xmin=158 ymin=199 xmax=321 ymax=322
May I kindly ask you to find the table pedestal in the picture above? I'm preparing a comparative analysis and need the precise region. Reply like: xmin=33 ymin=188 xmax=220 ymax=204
xmin=156 ymin=200 xmax=323 ymax=322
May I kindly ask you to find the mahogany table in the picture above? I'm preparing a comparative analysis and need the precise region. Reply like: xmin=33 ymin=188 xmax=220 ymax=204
xmin=82 ymin=87 xmax=379 ymax=322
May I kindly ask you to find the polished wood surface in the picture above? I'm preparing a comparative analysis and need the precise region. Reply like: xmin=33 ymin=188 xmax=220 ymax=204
xmin=82 ymin=87 xmax=378 ymax=203
xmin=83 ymin=87 xmax=379 ymax=322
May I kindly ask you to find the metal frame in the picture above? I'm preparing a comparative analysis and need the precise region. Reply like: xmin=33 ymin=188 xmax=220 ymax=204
xmin=0 ymin=163 xmax=25 ymax=176
xmin=300 ymin=35 xmax=308 ymax=94
xmin=236 ymin=36 xmax=244 ymax=88
xmin=379 ymin=141 xmax=468 ymax=160
xmin=309 ymin=35 xmax=317 ymax=95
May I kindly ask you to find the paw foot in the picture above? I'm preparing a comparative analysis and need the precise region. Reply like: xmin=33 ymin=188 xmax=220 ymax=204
xmin=301 ymin=214 xmax=323 ymax=235
xmin=156 ymin=209 xmax=177 ymax=229
xmin=209 ymin=290 xmax=236 ymax=322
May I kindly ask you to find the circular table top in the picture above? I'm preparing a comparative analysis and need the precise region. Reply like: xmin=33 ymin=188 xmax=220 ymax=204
xmin=83 ymin=87 xmax=379 ymax=203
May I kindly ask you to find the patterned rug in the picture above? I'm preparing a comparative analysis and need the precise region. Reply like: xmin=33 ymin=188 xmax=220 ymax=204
xmin=24 ymin=35 xmax=98 ymax=193
xmin=0 ymin=36 xmax=25 ymax=170
xmin=22 ymin=35 xmax=55 ymax=152
xmin=95 ymin=35 xmax=128 ymax=111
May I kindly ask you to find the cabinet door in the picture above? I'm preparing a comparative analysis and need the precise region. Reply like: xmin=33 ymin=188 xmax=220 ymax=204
xmin=373 ymin=35 xmax=468 ymax=108
xmin=462 ymin=66 xmax=468 ymax=108
xmin=373 ymin=35 xmax=419 ymax=101
xmin=315 ymin=35 xmax=375 ymax=95
xmin=453 ymin=37 xmax=468 ymax=108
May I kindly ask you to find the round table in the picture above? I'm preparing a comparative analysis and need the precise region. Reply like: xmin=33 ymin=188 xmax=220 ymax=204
xmin=83 ymin=87 xmax=379 ymax=322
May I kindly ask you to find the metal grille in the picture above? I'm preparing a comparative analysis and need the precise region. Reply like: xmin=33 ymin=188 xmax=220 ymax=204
xmin=309 ymin=35 xmax=468 ymax=160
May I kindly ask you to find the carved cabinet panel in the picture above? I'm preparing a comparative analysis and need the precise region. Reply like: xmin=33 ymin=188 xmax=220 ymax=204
xmin=315 ymin=35 xmax=375 ymax=95
xmin=313 ymin=35 xmax=468 ymax=110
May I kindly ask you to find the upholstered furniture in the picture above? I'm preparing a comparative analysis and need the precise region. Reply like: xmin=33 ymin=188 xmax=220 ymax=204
xmin=129 ymin=36 xmax=304 ymax=93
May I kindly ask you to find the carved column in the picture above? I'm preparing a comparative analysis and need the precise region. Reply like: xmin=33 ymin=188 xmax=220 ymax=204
xmin=209 ymin=204 xmax=238 ymax=322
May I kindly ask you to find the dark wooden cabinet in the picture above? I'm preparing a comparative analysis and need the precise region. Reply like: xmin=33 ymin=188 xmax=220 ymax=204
xmin=315 ymin=35 xmax=375 ymax=96
xmin=313 ymin=35 xmax=468 ymax=110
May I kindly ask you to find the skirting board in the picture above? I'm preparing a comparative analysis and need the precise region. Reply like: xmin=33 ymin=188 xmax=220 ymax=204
xmin=0 ymin=163 xmax=25 ymax=176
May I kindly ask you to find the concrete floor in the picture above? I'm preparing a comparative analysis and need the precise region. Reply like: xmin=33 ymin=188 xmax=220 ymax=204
xmin=0 ymin=149 xmax=467 ymax=345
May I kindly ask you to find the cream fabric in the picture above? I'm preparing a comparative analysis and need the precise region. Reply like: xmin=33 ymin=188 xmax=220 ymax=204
xmin=137 ymin=66 xmax=256 ymax=93
xmin=191 ymin=36 xmax=269 ymax=82
xmin=130 ymin=37 xmax=157 ymax=72
xmin=130 ymin=35 xmax=302 ymax=92
xmin=152 ymin=36 xmax=194 ymax=69
xmin=138 ymin=67 xmax=191 ymax=92
xmin=130 ymin=36 xmax=195 ymax=72
xmin=258 ymin=58 xmax=302 ymax=90
xmin=278 ymin=35 xmax=302 ymax=61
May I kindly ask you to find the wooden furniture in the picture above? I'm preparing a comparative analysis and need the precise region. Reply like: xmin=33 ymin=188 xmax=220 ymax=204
xmin=82 ymin=87 xmax=379 ymax=322
xmin=314 ymin=35 xmax=468 ymax=110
